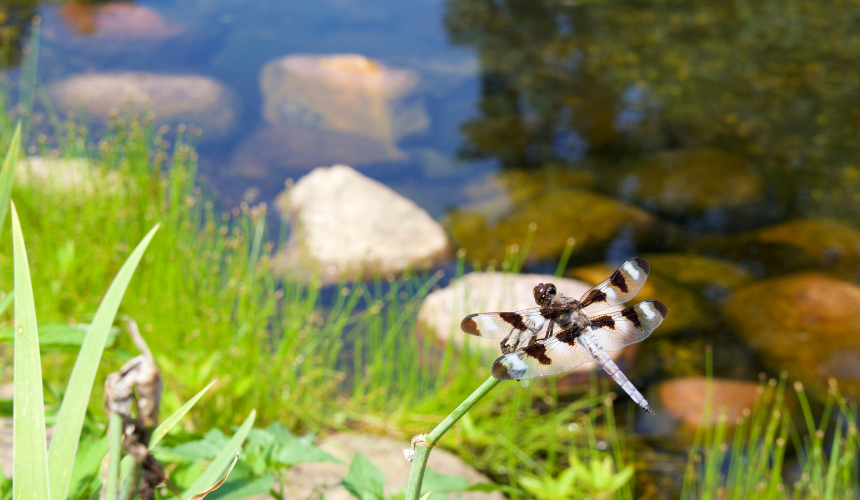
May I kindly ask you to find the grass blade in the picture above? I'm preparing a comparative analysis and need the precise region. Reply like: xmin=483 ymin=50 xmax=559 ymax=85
xmin=0 ymin=122 xmax=21 ymax=240
xmin=47 ymin=224 xmax=161 ymax=500
xmin=11 ymin=201 xmax=50 ymax=499
xmin=182 ymin=410 xmax=256 ymax=499
xmin=150 ymin=380 xmax=216 ymax=448
xmin=0 ymin=290 xmax=14 ymax=316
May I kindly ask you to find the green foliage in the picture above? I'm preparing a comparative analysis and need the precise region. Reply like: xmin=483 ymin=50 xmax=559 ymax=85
xmin=518 ymin=455 xmax=633 ymax=500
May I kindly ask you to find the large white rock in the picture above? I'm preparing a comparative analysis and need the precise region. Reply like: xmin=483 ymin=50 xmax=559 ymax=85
xmin=418 ymin=272 xmax=636 ymax=383
xmin=283 ymin=433 xmax=504 ymax=500
xmin=260 ymin=54 xmax=429 ymax=144
xmin=45 ymin=72 xmax=238 ymax=141
xmin=277 ymin=165 xmax=450 ymax=282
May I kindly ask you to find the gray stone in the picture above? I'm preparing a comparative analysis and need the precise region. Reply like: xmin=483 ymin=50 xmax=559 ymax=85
xmin=260 ymin=54 xmax=429 ymax=144
xmin=45 ymin=72 xmax=238 ymax=142
xmin=275 ymin=165 xmax=450 ymax=282
xmin=281 ymin=433 xmax=504 ymax=500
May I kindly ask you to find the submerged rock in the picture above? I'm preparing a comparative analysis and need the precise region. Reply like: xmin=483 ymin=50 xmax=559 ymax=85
xmin=260 ymin=54 xmax=429 ymax=144
xmin=45 ymin=72 xmax=238 ymax=142
xmin=724 ymin=273 xmax=860 ymax=402
xmin=230 ymin=125 xmax=408 ymax=181
xmin=729 ymin=218 xmax=860 ymax=279
xmin=612 ymin=148 xmax=765 ymax=217
xmin=639 ymin=253 xmax=754 ymax=295
xmin=445 ymin=187 xmax=660 ymax=265
xmin=418 ymin=272 xmax=638 ymax=387
xmin=275 ymin=165 xmax=450 ymax=282
xmin=284 ymin=433 xmax=504 ymax=500
xmin=56 ymin=3 xmax=184 ymax=42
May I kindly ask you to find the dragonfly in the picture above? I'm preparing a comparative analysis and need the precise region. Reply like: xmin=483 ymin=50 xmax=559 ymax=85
xmin=460 ymin=257 xmax=667 ymax=415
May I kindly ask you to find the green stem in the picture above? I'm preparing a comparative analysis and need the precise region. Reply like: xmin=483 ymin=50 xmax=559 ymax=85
xmin=105 ymin=412 xmax=122 ymax=500
xmin=404 ymin=376 xmax=501 ymax=500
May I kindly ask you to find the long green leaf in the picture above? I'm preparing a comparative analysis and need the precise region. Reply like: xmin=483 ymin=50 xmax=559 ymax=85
xmin=47 ymin=224 xmax=160 ymax=500
xmin=182 ymin=410 xmax=256 ymax=499
xmin=150 ymin=380 xmax=216 ymax=448
xmin=11 ymin=201 xmax=50 ymax=499
xmin=0 ymin=290 xmax=14 ymax=316
xmin=0 ymin=123 xmax=21 ymax=240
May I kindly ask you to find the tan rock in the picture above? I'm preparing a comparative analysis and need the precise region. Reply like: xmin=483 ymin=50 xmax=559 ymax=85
xmin=46 ymin=72 xmax=238 ymax=142
xmin=15 ymin=156 xmax=126 ymax=194
xmin=283 ymin=433 xmax=504 ymax=500
xmin=260 ymin=54 xmax=429 ymax=144
xmin=276 ymin=165 xmax=450 ymax=282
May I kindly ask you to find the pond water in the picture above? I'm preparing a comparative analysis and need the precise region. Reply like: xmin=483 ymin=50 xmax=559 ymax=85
xmin=3 ymin=0 xmax=860 ymax=427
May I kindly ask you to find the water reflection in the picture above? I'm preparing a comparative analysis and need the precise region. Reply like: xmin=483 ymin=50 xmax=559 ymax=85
xmin=445 ymin=0 xmax=860 ymax=223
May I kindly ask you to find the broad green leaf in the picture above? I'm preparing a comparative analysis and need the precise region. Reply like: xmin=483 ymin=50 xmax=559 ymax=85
xmin=48 ymin=224 xmax=160 ymax=500
xmin=182 ymin=410 xmax=256 ymax=499
xmin=0 ymin=123 xmax=21 ymax=240
xmin=11 ymin=201 xmax=50 ymax=499
xmin=277 ymin=440 xmax=340 ymax=466
xmin=150 ymin=380 xmax=216 ymax=449
xmin=0 ymin=290 xmax=14 ymax=316
xmin=341 ymin=453 xmax=386 ymax=500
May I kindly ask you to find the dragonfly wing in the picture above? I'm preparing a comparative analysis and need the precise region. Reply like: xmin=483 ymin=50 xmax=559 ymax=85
xmin=588 ymin=300 xmax=668 ymax=352
xmin=491 ymin=329 xmax=594 ymax=380
xmin=580 ymin=257 xmax=652 ymax=315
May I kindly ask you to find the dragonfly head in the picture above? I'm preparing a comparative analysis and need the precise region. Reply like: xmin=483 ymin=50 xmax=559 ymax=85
xmin=533 ymin=283 xmax=557 ymax=306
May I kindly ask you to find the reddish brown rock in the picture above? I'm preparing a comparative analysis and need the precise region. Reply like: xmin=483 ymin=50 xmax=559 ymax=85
xmin=58 ymin=3 xmax=184 ymax=41
xmin=656 ymin=377 xmax=760 ymax=429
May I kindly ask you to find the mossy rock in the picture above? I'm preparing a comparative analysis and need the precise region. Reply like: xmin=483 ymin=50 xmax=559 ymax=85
xmin=636 ymin=335 xmax=759 ymax=380
xmin=641 ymin=253 xmax=754 ymax=295
xmin=611 ymin=148 xmax=765 ymax=216
xmin=728 ymin=219 xmax=860 ymax=279
xmin=724 ymin=273 xmax=860 ymax=402
xmin=446 ymin=186 xmax=659 ymax=264
xmin=567 ymin=262 xmax=715 ymax=336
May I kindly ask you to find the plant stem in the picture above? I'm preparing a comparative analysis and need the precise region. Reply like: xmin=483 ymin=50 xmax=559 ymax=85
xmin=404 ymin=376 xmax=500 ymax=500
xmin=105 ymin=412 xmax=122 ymax=500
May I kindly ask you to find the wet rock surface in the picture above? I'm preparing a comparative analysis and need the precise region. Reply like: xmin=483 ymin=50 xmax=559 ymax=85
xmin=609 ymin=148 xmax=765 ymax=217
xmin=418 ymin=272 xmax=637 ymax=386
xmin=281 ymin=433 xmax=504 ymax=500
xmin=446 ymin=186 xmax=660 ymax=265
xmin=275 ymin=165 xmax=450 ymax=282
xmin=260 ymin=54 xmax=429 ymax=144
xmin=45 ymin=72 xmax=238 ymax=142
xmin=229 ymin=125 xmax=408 ymax=181
xmin=639 ymin=253 xmax=754 ymax=295
xmin=724 ymin=273 xmax=860 ymax=401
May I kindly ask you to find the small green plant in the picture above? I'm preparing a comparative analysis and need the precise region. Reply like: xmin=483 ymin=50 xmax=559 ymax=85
xmin=517 ymin=454 xmax=633 ymax=500
xmin=344 ymin=453 xmax=472 ymax=500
